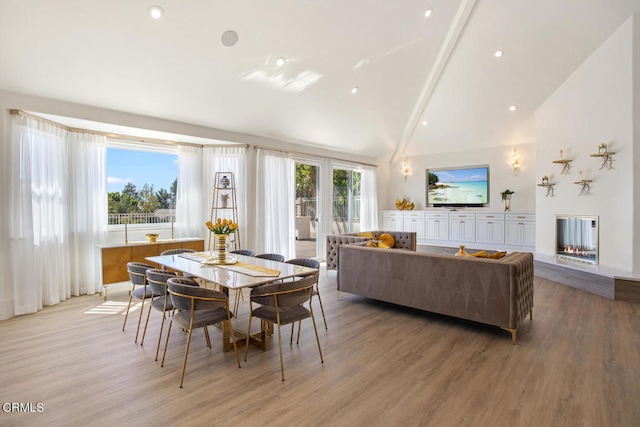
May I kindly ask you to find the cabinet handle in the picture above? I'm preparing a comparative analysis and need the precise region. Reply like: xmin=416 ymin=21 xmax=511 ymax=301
xmin=488 ymin=221 xmax=492 ymax=224
xmin=486 ymin=215 xmax=494 ymax=218
xmin=517 ymin=216 xmax=526 ymax=219
xmin=459 ymin=215 xmax=466 ymax=217
xmin=519 ymin=222 xmax=524 ymax=225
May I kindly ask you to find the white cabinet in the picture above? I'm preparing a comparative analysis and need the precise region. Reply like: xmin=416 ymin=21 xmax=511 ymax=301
xmin=449 ymin=213 xmax=475 ymax=242
xmin=475 ymin=213 xmax=505 ymax=245
xmin=505 ymin=213 xmax=535 ymax=247
xmin=382 ymin=211 xmax=404 ymax=232
xmin=381 ymin=210 xmax=535 ymax=250
xmin=403 ymin=212 xmax=426 ymax=239
xmin=425 ymin=213 xmax=449 ymax=240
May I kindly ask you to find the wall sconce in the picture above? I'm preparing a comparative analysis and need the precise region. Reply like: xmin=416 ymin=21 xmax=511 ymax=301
xmin=401 ymin=159 xmax=410 ymax=181
xmin=510 ymin=148 xmax=520 ymax=176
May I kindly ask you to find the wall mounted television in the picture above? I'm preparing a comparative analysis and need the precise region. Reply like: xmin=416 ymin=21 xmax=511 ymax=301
xmin=426 ymin=165 xmax=489 ymax=208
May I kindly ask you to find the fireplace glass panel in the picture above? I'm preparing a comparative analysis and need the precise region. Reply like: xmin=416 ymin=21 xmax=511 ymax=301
xmin=556 ymin=215 xmax=598 ymax=264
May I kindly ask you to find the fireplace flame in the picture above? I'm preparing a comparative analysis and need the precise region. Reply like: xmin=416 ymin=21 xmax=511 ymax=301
xmin=563 ymin=246 xmax=589 ymax=256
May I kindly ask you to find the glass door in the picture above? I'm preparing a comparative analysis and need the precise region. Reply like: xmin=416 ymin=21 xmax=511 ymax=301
xmin=294 ymin=162 xmax=320 ymax=258
xmin=332 ymin=168 xmax=361 ymax=234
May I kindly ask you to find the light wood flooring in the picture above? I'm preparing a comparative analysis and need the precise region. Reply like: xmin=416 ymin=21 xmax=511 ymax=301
xmin=1 ymin=269 xmax=639 ymax=426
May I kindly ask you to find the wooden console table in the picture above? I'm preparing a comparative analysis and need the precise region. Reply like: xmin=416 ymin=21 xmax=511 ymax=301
xmin=100 ymin=238 xmax=204 ymax=298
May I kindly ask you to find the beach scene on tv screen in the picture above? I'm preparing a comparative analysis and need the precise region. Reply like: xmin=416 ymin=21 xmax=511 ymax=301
xmin=428 ymin=167 xmax=488 ymax=204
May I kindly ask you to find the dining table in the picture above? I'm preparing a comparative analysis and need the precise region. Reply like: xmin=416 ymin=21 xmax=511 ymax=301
xmin=146 ymin=251 xmax=318 ymax=351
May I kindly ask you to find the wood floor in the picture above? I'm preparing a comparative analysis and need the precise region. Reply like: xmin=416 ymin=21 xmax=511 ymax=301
xmin=1 ymin=269 xmax=639 ymax=426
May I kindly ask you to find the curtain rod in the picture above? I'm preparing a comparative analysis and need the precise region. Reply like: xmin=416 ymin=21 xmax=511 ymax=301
xmin=253 ymin=144 xmax=378 ymax=168
xmin=10 ymin=109 xmax=247 ymax=150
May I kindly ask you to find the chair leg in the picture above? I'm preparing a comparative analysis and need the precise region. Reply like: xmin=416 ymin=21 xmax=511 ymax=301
xmin=244 ymin=313 xmax=254 ymax=361
xmin=161 ymin=318 xmax=173 ymax=367
xmin=310 ymin=314 xmax=324 ymax=364
xmin=140 ymin=300 xmax=154 ymax=346
xmin=203 ymin=326 xmax=211 ymax=348
xmin=155 ymin=312 xmax=167 ymax=361
xmin=228 ymin=319 xmax=241 ymax=368
xmin=296 ymin=320 xmax=302 ymax=344
xmin=315 ymin=289 xmax=328 ymax=330
xmin=134 ymin=298 xmax=147 ymax=343
xmin=290 ymin=323 xmax=295 ymax=345
xmin=276 ymin=322 xmax=285 ymax=381
xmin=122 ymin=289 xmax=134 ymax=331
xmin=180 ymin=326 xmax=194 ymax=388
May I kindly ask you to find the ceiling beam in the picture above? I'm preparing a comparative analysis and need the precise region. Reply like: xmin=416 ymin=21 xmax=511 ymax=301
xmin=391 ymin=0 xmax=478 ymax=164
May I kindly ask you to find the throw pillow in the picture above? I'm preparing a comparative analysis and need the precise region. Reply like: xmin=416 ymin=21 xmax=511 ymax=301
xmin=378 ymin=233 xmax=395 ymax=248
xmin=357 ymin=232 xmax=374 ymax=239
xmin=471 ymin=251 xmax=507 ymax=259
xmin=485 ymin=251 xmax=507 ymax=259
xmin=377 ymin=242 xmax=391 ymax=249
xmin=365 ymin=240 xmax=377 ymax=248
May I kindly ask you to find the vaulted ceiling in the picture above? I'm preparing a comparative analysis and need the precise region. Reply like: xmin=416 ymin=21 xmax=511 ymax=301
xmin=1 ymin=0 xmax=639 ymax=161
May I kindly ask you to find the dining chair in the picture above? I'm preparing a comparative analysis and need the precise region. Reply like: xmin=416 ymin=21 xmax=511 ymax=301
xmin=160 ymin=248 xmax=197 ymax=256
xmin=254 ymin=253 xmax=285 ymax=262
xmin=122 ymin=262 xmax=156 ymax=343
xmin=285 ymin=258 xmax=327 ymax=330
xmin=162 ymin=279 xmax=241 ymax=388
xmin=141 ymin=269 xmax=179 ymax=360
xmin=230 ymin=249 xmax=255 ymax=257
xmin=160 ymin=248 xmax=197 ymax=277
xmin=244 ymin=274 xmax=323 ymax=381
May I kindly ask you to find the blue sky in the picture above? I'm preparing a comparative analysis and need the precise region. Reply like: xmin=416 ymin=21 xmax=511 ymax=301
xmin=107 ymin=148 xmax=178 ymax=193
xmin=431 ymin=167 xmax=487 ymax=183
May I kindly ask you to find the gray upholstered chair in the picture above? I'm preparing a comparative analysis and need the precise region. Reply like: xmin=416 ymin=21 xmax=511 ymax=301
xmin=285 ymin=258 xmax=326 ymax=330
xmin=142 ymin=269 xmax=179 ymax=360
xmin=244 ymin=274 xmax=323 ymax=381
xmin=255 ymin=253 xmax=285 ymax=262
xmin=162 ymin=279 xmax=241 ymax=388
xmin=160 ymin=248 xmax=197 ymax=277
xmin=230 ymin=249 xmax=255 ymax=257
xmin=122 ymin=262 xmax=155 ymax=343
xmin=160 ymin=248 xmax=197 ymax=256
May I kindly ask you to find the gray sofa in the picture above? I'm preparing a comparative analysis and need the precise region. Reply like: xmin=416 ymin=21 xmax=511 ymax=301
xmin=326 ymin=231 xmax=416 ymax=271
xmin=337 ymin=244 xmax=534 ymax=343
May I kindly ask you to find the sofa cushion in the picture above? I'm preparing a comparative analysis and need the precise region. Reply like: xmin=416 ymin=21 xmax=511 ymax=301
xmin=377 ymin=242 xmax=392 ymax=249
xmin=378 ymin=233 xmax=395 ymax=248
xmin=365 ymin=240 xmax=378 ymax=248
xmin=357 ymin=231 xmax=374 ymax=239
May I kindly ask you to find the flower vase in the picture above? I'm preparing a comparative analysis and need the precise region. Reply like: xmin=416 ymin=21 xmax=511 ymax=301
xmin=503 ymin=195 xmax=512 ymax=212
xmin=455 ymin=245 xmax=468 ymax=257
xmin=216 ymin=233 xmax=229 ymax=262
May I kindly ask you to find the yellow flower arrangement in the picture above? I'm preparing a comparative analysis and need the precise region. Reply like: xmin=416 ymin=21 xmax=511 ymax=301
xmin=206 ymin=218 xmax=238 ymax=234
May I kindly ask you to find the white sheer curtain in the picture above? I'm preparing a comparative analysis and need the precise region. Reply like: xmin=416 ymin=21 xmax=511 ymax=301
xmin=175 ymin=145 xmax=204 ymax=239
xmin=360 ymin=167 xmax=379 ymax=231
xmin=67 ymin=132 xmax=108 ymax=295
xmin=203 ymin=146 xmax=247 ymax=248
xmin=9 ymin=116 xmax=107 ymax=316
xmin=255 ymin=148 xmax=295 ymax=260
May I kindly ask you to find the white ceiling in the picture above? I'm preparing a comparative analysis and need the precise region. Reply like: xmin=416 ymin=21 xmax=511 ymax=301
xmin=1 ymin=0 xmax=639 ymax=160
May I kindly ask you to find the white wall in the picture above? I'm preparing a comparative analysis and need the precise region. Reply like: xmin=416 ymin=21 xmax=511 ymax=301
xmin=385 ymin=143 xmax=537 ymax=212
xmin=535 ymin=16 xmax=635 ymax=272
xmin=0 ymin=90 xmax=381 ymax=319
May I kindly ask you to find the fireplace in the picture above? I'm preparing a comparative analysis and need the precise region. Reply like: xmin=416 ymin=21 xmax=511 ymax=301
xmin=556 ymin=215 xmax=598 ymax=264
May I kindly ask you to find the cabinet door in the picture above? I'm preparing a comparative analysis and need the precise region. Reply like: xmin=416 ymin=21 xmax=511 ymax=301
xmin=476 ymin=220 xmax=504 ymax=244
xmin=461 ymin=220 xmax=475 ymax=241
xmin=522 ymin=222 xmax=535 ymax=246
xmin=403 ymin=213 xmax=425 ymax=239
xmin=505 ymin=221 xmax=522 ymax=245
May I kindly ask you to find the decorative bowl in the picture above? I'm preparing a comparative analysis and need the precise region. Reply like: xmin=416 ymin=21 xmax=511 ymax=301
xmin=145 ymin=233 xmax=160 ymax=243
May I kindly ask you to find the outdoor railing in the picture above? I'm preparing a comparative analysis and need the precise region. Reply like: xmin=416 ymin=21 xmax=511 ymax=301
xmin=108 ymin=212 xmax=175 ymax=225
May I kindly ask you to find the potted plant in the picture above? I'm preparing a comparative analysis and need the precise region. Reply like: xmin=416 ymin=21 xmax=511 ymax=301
xmin=500 ymin=189 xmax=514 ymax=212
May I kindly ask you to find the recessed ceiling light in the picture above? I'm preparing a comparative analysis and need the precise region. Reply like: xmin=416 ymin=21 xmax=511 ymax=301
xmin=422 ymin=120 xmax=428 ymax=126
xmin=509 ymin=105 xmax=518 ymax=112
xmin=351 ymin=87 xmax=359 ymax=94
xmin=221 ymin=30 xmax=239 ymax=47
xmin=276 ymin=57 xmax=286 ymax=67
xmin=424 ymin=9 xmax=433 ymax=18
xmin=494 ymin=49 xmax=504 ymax=58
xmin=148 ymin=5 xmax=164 ymax=20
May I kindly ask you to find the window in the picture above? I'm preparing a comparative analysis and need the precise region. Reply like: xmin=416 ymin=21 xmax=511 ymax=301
xmin=107 ymin=142 xmax=178 ymax=226
xmin=332 ymin=168 xmax=361 ymax=233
